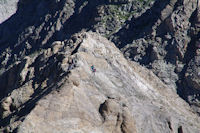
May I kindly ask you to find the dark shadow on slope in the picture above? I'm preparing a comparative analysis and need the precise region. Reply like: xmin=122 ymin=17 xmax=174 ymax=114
xmin=176 ymin=8 xmax=199 ymax=99
xmin=0 ymin=0 xmax=49 ymax=52
xmin=0 ymin=36 xmax=82 ymax=129
xmin=0 ymin=44 xmax=66 ymax=101
xmin=0 ymin=0 xmax=103 ymax=69
xmin=0 ymin=0 xmax=73 ymax=102
xmin=0 ymin=72 xmax=69 ymax=129
xmin=111 ymin=0 xmax=170 ymax=49
xmin=45 ymin=0 xmax=100 ymax=46
xmin=176 ymin=36 xmax=198 ymax=100
xmin=176 ymin=48 xmax=196 ymax=99
xmin=0 ymin=61 xmax=26 ymax=99
xmin=61 ymin=0 xmax=103 ymax=38
xmin=0 ymin=0 xmax=78 ymax=69
xmin=189 ymin=8 xmax=198 ymax=28
xmin=0 ymin=54 xmax=71 ymax=129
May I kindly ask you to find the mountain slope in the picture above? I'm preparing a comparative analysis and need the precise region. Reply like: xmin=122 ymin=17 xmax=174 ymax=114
xmin=1 ymin=0 xmax=200 ymax=132
xmin=0 ymin=0 xmax=200 ymax=113
xmin=1 ymin=32 xmax=200 ymax=133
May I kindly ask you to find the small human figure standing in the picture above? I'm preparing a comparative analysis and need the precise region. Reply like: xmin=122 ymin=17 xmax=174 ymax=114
xmin=91 ymin=65 xmax=96 ymax=75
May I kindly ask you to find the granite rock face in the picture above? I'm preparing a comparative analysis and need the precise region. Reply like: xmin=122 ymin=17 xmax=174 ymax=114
xmin=1 ymin=32 xmax=200 ymax=133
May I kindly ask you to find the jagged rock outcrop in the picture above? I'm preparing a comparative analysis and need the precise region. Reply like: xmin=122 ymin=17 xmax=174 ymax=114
xmin=112 ymin=0 xmax=198 ymax=89
xmin=1 ymin=32 xmax=200 ymax=133
xmin=107 ymin=0 xmax=200 ymax=113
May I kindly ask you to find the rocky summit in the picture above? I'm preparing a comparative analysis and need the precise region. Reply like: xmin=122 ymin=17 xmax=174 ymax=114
xmin=0 ymin=0 xmax=200 ymax=133
xmin=1 ymin=31 xmax=200 ymax=133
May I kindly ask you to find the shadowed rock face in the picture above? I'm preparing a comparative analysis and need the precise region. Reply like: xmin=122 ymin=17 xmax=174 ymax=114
xmin=0 ymin=0 xmax=200 ymax=132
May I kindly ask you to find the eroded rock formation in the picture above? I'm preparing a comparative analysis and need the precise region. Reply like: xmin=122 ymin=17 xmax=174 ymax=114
xmin=1 ymin=0 xmax=200 ymax=132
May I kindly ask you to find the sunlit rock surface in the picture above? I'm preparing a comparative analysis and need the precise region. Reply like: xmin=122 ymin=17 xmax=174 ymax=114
xmin=3 ymin=32 xmax=198 ymax=133
xmin=0 ymin=0 xmax=18 ymax=23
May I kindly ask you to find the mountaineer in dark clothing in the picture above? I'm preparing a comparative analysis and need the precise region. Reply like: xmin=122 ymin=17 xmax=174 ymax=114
xmin=91 ymin=65 xmax=96 ymax=74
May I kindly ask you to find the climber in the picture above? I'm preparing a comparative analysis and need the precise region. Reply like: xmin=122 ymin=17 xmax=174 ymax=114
xmin=91 ymin=65 xmax=96 ymax=74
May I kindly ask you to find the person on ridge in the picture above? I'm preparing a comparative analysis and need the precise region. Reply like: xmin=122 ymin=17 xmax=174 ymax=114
xmin=91 ymin=65 xmax=96 ymax=74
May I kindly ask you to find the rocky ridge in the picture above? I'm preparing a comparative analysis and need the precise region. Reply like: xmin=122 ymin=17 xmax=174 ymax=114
xmin=1 ymin=0 xmax=200 ymax=132
xmin=1 ymin=32 xmax=200 ymax=133
xmin=0 ymin=0 xmax=200 ymax=112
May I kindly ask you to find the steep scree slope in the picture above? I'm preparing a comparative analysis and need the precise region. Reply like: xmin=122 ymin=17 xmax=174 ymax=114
xmin=1 ymin=32 xmax=200 ymax=133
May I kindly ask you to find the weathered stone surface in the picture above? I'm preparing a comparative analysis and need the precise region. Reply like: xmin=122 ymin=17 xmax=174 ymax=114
xmin=1 ymin=32 xmax=199 ymax=133
xmin=99 ymin=99 xmax=136 ymax=133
